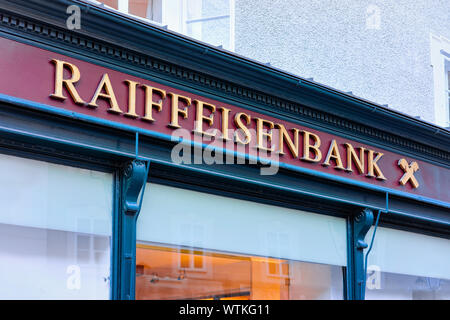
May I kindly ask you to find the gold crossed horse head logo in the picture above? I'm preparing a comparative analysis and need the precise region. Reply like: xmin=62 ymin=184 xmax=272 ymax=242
xmin=398 ymin=159 xmax=420 ymax=188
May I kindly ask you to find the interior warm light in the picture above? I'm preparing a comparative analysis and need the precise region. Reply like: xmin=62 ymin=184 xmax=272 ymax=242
xmin=135 ymin=242 xmax=341 ymax=300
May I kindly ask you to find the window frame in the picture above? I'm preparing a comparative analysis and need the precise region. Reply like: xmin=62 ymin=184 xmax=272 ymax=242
xmin=95 ymin=0 xmax=235 ymax=51
xmin=430 ymin=33 xmax=450 ymax=128
xmin=181 ymin=0 xmax=235 ymax=51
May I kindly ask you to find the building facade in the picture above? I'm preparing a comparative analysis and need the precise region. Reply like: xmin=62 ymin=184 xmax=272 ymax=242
xmin=0 ymin=0 xmax=449 ymax=300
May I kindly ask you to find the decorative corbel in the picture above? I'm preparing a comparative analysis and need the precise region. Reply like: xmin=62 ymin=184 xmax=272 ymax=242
xmin=352 ymin=208 xmax=374 ymax=300
xmin=123 ymin=160 xmax=148 ymax=216
xmin=119 ymin=160 xmax=149 ymax=300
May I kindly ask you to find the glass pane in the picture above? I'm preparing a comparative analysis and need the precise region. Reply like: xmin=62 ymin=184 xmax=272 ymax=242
xmin=185 ymin=0 xmax=231 ymax=50
xmin=98 ymin=0 xmax=118 ymax=10
xmin=136 ymin=243 xmax=343 ymax=300
xmin=366 ymin=271 xmax=450 ymax=300
xmin=136 ymin=183 xmax=346 ymax=300
xmin=0 ymin=155 xmax=112 ymax=235
xmin=0 ymin=154 xmax=113 ymax=299
xmin=447 ymin=71 xmax=450 ymax=90
xmin=128 ymin=0 xmax=162 ymax=22
xmin=188 ymin=18 xmax=230 ymax=49
xmin=365 ymin=226 xmax=450 ymax=300
xmin=186 ymin=0 xmax=230 ymax=20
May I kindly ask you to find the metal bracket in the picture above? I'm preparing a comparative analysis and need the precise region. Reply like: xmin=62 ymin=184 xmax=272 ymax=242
xmin=123 ymin=160 xmax=148 ymax=215
xmin=119 ymin=159 xmax=149 ymax=300
xmin=352 ymin=208 xmax=374 ymax=300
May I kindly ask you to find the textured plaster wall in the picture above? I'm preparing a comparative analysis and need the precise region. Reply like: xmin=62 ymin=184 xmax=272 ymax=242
xmin=234 ymin=0 xmax=450 ymax=124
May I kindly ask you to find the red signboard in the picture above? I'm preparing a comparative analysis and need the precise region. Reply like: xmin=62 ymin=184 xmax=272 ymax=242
xmin=0 ymin=37 xmax=448 ymax=203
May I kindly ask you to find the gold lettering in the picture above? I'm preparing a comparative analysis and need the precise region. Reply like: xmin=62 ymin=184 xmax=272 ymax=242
xmin=123 ymin=80 xmax=139 ymax=118
xmin=168 ymin=92 xmax=191 ymax=129
xmin=219 ymin=107 xmax=231 ymax=141
xmin=88 ymin=73 xmax=123 ymax=114
xmin=234 ymin=112 xmax=252 ymax=145
xmin=193 ymin=100 xmax=216 ymax=137
xmin=255 ymin=118 xmax=275 ymax=152
xmin=50 ymin=59 xmax=84 ymax=104
xmin=301 ymin=131 xmax=322 ymax=162
xmin=345 ymin=143 xmax=365 ymax=174
xmin=367 ymin=150 xmax=386 ymax=180
xmin=141 ymin=84 xmax=166 ymax=122
xmin=322 ymin=139 xmax=345 ymax=169
xmin=275 ymin=124 xmax=299 ymax=158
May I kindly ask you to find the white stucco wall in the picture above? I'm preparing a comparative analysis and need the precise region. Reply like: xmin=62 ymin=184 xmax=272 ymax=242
xmin=234 ymin=0 xmax=450 ymax=125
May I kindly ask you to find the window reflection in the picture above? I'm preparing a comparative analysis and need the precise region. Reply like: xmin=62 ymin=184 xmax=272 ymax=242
xmin=366 ymin=271 xmax=450 ymax=300
xmin=364 ymin=226 xmax=450 ymax=300
xmin=0 ymin=153 xmax=113 ymax=299
xmin=0 ymin=223 xmax=110 ymax=299
xmin=136 ymin=242 xmax=343 ymax=300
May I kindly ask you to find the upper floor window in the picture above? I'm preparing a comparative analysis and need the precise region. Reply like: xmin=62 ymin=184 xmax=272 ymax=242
xmin=94 ymin=0 xmax=162 ymax=22
xmin=182 ymin=0 xmax=234 ymax=51
xmin=447 ymin=66 xmax=450 ymax=127
xmin=94 ymin=0 xmax=235 ymax=51
xmin=430 ymin=34 xmax=450 ymax=128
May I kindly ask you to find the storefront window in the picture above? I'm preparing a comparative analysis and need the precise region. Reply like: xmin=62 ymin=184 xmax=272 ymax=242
xmin=365 ymin=226 xmax=450 ymax=300
xmin=136 ymin=183 xmax=346 ymax=300
xmin=0 ymin=154 xmax=113 ymax=299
